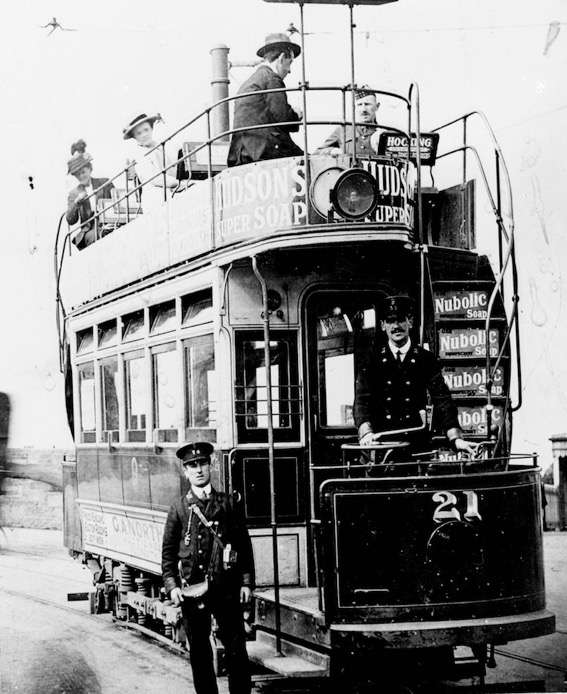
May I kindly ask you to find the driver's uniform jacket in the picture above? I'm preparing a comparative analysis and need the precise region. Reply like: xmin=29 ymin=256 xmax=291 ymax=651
xmin=161 ymin=487 xmax=255 ymax=596
xmin=354 ymin=342 xmax=460 ymax=436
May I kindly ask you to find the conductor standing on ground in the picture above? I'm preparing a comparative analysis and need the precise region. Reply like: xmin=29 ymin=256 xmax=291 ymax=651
xmin=161 ymin=442 xmax=255 ymax=694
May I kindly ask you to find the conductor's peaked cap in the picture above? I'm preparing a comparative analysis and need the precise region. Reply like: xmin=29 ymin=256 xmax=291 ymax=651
xmin=257 ymin=33 xmax=301 ymax=58
xmin=176 ymin=442 xmax=214 ymax=464
xmin=379 ymin=295 xmax=415 ymax=320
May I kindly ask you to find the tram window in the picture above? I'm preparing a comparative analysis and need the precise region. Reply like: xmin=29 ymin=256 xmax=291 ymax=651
xmin=235 ymin=331 xmax=300 ymax=443
xmin=98 ymin=319 xmax=117 ymax=349
xmin=182 ymin=289 xmax=213 ymax=327
xmin=78 ymin=362 xmax=96 ymax=443
xmin=122 ymin=310 xmax=145 ymax=342
xmin=184 ymin=334 xmax=216 ymax=432
xmin=150 ymin=300 xmax=176 ymax=335
xmin=100 ymin=356 xmax=119 ymax=442
xmin=152 ymin=343 xmax=178 ymax=442
xmin=315 ymin=300 xmax=377 ymax=428
xmin=76 ymin=328 xmax=94 ymax=355
xmin=124 ymin=352 xmax=147 ymax=442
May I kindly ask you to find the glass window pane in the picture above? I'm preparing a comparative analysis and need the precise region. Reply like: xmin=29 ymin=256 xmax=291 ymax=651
xmin=243 ymin=339 xmax=291 ymax=430
xmin=125 ymin=354 xmax=147 ymax=442
xmin=182 ymin=289 xmax=213 ymax=327
xmin=184 ymin=335 xmax=216 ymax=429
xmin=78 ymin=362 xmax=96 ymax=442
xmin=77 ymin=328 xmax=94 ymax=355
xmin=98 ymin=320 xmax=117 ymax=348
xmin=122 ymin=310 xmax=145 ymax=342
xmin=153 ymin=347 xmax=178 ymax=438
xmin=316 ymin=301 xmax=377 ymax=428
xmin=150 ymin=301 xmax=176 ymax=335
xmin=100 ymin=357 xmax=119 ymax=441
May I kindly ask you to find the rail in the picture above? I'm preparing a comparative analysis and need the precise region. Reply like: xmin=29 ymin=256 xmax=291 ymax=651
xmin=433 ymin=111 xmax=521 ymax=446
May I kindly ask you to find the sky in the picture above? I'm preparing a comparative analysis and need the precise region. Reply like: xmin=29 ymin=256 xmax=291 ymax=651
xmin=0 ymin=0 xmax=565 ymax=470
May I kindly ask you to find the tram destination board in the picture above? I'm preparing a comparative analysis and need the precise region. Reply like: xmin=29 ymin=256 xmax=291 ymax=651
xmin=377 ymin=132 xmax=440 ymax=166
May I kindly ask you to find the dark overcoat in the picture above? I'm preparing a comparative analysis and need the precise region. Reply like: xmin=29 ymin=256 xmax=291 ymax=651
xmin=66 ymin=177 xmax=115 ymax=249
xmin=315 ymin=123 xmax=380 ymax=157
xmin=161 ymin=487 xmax=255 ymax=597
xmin=227 ymin=64 xmax=303 ymax=167
xmin=354 ymin=342 xmax=460 ymax=437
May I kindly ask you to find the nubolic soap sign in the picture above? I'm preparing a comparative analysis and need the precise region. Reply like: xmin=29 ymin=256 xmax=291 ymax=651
xmin=361 ymin=157 xmax=416 ymax=226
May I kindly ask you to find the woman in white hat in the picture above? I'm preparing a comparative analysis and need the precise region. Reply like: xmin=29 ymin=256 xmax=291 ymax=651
xmin=123 ymin=114 xmax=179 ymax=212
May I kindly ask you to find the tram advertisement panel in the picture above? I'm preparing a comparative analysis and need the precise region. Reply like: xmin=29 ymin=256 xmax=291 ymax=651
xmin=434 ymin=288 xmax=489 ymax=320
xmin=78 ymin=500 xmax=166 ymax=574
xmin=443 ymin=364 xmax=505 ymax=396
xmin=437 ymin=327 xmax=499 ymax=358
xmin=214 ymin=157 xmax=308 ymax=245
xmin=361 ymin=157 xmax=416 ymax=226
xmin=457 ymin=404 xmax=503 ymax=436
xmin=320 ymin=470 xmax=544 ymax=623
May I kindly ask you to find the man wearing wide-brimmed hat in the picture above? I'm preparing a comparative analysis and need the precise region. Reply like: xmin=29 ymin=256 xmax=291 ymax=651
xmin=66 ymin=139 xmax=114 ymax=250
xmin=162 ymin=442 xmax=255 ymax=694
xmin=315 ymin=86 xmax=384 ymax=157
xmin=354 ymin=295 xmax=476 ymax=456
xmin=227 ymin=32 xmax=303 ymax=167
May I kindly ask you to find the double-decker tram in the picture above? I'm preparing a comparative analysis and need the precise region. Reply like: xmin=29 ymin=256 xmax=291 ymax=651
xmin=55 ymin=0 xmax=554 ymax=688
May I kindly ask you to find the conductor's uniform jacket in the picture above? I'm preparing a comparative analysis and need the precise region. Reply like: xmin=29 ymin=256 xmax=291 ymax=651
xmin=354 ymin=342 xmax=460 ymax=441
xmin=161 ymin=487 xmax=255 ymax=595
xmin=227 ymin=64 xmax=303 ymax=167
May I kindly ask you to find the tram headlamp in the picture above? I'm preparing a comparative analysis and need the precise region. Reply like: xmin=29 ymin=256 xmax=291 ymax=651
xmin=330 ymin=169 xmax=378 ymax=221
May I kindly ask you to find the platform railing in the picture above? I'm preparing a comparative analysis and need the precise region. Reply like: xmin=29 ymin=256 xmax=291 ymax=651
xmin=432 ymin=112 xmax=521 ymax=442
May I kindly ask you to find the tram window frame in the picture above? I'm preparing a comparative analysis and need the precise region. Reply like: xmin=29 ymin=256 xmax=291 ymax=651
xmin=76 ymin=328 xmax=94 ymax=355
xmin=181 ymin=289 xmax=213 ymax=328
xmin=99 ymin=356 xmax=120 ymax=443
xmin=97 ymin=319 xmax=118 ymax=349
xmin=183 ymin=333 xmax=217 ymax=440
xmin=150 ymin=300 xmax=177 ymax=335
xmin=121 ymin=309 xmax=145 ymax=343
xmin=235 ymin=330 xmax=300 ymax=444
xmin=309 ymin=292 xmax=381 ymax=431
xmin=124 ymin=349 xmax=148 ymax=443
xmin=151 ymin=342 xmax=179 ymax=443
xmin=78 ymin=362 xmax=96 ymax=443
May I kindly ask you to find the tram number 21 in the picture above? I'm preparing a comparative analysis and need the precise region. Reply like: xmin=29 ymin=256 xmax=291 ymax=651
xmin=432 ymin=490 xmax=482 ymax=523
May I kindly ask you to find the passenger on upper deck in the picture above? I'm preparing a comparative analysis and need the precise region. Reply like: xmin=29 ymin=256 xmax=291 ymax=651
xmin=227 ymin=33 xmax=303 ymax=167
xmin=66 ymin=140 xmax=114 ymax=250
xmin=315 ymin=87 xmax=382 ymax=158
xmin=123 ymin=113 xmax=179 ymax=212
xmin=354 ymin=295 xmax=476 ymax=457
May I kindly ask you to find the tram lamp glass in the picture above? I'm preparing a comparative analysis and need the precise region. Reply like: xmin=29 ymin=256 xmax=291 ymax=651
xmin=330 ymin=169 xmax=378 ymax=221
xmin=267 ymin=290 xmax=282 ymax=312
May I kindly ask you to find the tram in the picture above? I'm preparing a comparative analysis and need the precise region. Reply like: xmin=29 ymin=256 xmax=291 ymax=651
xmin=55 ymin=0 xmax=554 ymax=688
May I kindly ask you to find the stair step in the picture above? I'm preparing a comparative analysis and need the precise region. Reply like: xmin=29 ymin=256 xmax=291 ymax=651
xmin=247 ymin=631 xmax=330 ymax=678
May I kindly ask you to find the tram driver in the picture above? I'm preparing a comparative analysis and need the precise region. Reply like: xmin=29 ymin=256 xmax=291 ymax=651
xmin=161 ymin=442 xmax=255 ymax=694
xmin=315 ymin=86 xmax=383 ymax=158
xmin=227 ymin=32 xmax=303 ymax=167
xmin=354 ymin=295 xmax=476 ymax=457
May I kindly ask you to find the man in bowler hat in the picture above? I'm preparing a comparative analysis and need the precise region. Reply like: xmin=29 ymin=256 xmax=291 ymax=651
xmin=162 ymin=442 xmax=255 ymax=694
xmin=354 ymin=296 xmax=476 ymax=455
xmin=228 ymin=32 xmax=303 ymax=167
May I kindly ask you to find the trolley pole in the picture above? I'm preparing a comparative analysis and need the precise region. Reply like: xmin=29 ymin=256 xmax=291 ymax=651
xmin=251 ymin=255 xmax=282 ymax=657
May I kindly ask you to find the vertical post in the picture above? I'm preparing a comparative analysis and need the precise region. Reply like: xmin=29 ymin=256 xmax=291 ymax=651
xmin=162 ymin=143 xmax=168 ymax=203
xmin=349 ymin=3 xmax=357 ymax=164
xmin=210 ymin=44 xmax=231 ymax=141
xmin=298 ymin=2 xmax=311 ymax=215
xmin=251 ymin=255 xmax=282 ymax=656
xmin=495 ymin=150 xmax=504 ymax=296
xmin=463 ymin=116 xmax=467 ymax=186
xmin=206 ymin=109 xmax=216 ymax=250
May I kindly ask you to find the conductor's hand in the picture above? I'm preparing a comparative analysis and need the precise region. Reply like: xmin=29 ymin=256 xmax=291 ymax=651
xmin=453 ymin=438 xmax=477 ymax=457
xmin=240 ymin=586 xmax=252 ymax=605
xmin=360 ymin=432 xmax=375 ymax=447
xmin=170 ymin=587 xmax=184 ymax=607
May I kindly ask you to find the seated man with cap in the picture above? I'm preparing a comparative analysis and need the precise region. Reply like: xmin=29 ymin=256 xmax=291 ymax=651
xmin=227 ymin=32 xmax=303 ymax=167
xmin=315 ymin=87 xmax=383 ymax=158
xmin=161 ymin=442 xmax=255 ymax=694
xmin=354 ymin=295 xmax=476 ymax=457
